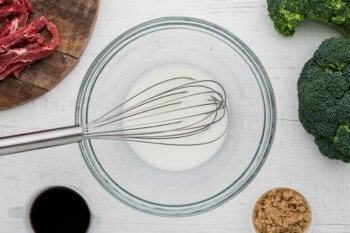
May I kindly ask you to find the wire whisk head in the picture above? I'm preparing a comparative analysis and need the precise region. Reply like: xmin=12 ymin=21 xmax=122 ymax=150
xmin=85 ymin=77 xmax=229 ymax=146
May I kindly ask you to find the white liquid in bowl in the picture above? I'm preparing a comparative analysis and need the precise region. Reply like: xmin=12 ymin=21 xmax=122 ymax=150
xmin=124 ymin=64 xmax=229 ymax=172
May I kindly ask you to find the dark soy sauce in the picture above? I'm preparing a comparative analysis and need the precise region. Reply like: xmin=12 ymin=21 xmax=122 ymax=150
xmin=30 ymin=186 xmax=91 ymax=233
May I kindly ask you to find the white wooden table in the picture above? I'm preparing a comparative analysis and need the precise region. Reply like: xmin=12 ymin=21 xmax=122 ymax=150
xmin=1 ymin=0 xmax=350 ymax=232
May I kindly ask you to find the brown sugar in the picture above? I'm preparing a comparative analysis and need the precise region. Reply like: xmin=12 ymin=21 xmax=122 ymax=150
xmin=253 ymin=188 xmax=311 ymax=233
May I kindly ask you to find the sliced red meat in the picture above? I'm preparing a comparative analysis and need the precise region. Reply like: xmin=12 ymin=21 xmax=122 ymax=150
xmin=0 ymin=0 xmax=12 ymax=5
xmin=0 ymin=12 xmax=28 ymax=36
xmin=0 ymin=16 xmax=59 ymax=79
xmin=1 ymin=0 xmax=33 ymax=12
xmin=12 ymin=59 xmax=34 ymax=77
xmin=0 ymin=60 xmax=31 ymax=78
xmin=27 ymin=32 xmax=44 ymax=44
xmin=13 ymin=65 xmax=26 ymax=77
xmin=22 ymin=0 xmax=33 ymax=13
xmin=0 ymin=16 xmax=47 ymax=53
xmin=0 ymin=4 xmax=27 ymax=19
xmin=0 ymin=0 xmax=59 ymax=80
xmin=0 ymin=0 xmax=33 ymax=36
xmin=10 ymin=41 xmax=40 ymax=77
xmin=46 ymin=21 xmax=59 ymax=45
xmin=12 ymin=0 xmax=33 ymax=12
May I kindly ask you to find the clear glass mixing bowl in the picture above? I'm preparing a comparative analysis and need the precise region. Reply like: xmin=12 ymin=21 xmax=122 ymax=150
xmin=75 ymin=17 xmax=276 ymax=217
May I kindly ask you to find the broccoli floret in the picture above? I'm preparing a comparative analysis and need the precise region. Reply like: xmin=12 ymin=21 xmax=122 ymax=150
xmin=298 ymin=37 xmax=350 ymax=162
xmin=267 ymin=0 xmax=350 ymax=37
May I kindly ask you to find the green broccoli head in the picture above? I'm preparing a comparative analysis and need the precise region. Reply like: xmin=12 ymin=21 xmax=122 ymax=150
xmin=267 ymin=0 xmax=306 ymax=36
xmin=267 ymin=0 xmax=350 ymax=37
xmin=298 ymin=37 xmax=350 ymax=162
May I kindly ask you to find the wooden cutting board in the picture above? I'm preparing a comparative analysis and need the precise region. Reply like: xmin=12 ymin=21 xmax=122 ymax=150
xmin=0 ymin=0 xmax=99 ymax=110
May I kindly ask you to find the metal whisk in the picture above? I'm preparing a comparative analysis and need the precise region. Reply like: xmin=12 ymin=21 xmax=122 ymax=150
xmin=0 ymin=77 xmax=228 ymax=156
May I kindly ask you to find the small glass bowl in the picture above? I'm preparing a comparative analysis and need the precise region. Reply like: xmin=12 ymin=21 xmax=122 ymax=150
xmin=75 ymin=17 xmax=276 ymax=217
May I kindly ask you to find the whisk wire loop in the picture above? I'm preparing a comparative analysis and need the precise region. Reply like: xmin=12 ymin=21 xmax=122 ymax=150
xmin=85 ymin=77 xmax=228 ymax=146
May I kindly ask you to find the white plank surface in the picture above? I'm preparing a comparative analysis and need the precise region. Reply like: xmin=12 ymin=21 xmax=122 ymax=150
xmin=1 ymin=0 xmax=350 ymax=232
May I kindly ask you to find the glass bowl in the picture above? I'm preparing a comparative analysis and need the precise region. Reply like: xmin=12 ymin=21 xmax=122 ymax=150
xmin=75 ymin=17 xmax=276 ymax=217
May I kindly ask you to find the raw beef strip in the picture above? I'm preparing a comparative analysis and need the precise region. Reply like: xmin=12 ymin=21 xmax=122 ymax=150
xmin=0 ymin=12 xmax=28 ymax=37
xmin=0 ymin=16 xmax=47 ymax=53
xmin=0 ymin=17 xmax=59 ymax=79
xmin=0 ymin=0 xmax=59 ymax=80
xmin=0 ymin=4 xmax=27 ymax=19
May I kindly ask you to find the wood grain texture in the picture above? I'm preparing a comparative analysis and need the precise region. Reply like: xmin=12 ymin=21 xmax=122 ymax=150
xmin=0 ymin=0 xmax=99 ymax=110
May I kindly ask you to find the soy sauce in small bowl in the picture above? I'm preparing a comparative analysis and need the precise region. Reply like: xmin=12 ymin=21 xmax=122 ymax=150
xmin=29 ymin=186 xmax=91 ymax=233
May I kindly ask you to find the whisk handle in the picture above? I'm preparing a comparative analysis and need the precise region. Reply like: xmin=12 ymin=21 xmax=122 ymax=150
xmin=0 ymin=126 xmax=83 ymax=156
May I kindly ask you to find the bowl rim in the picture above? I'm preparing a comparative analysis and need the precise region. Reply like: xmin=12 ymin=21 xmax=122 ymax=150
xmin=75 ymin=16 xmax=277 ymax=217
